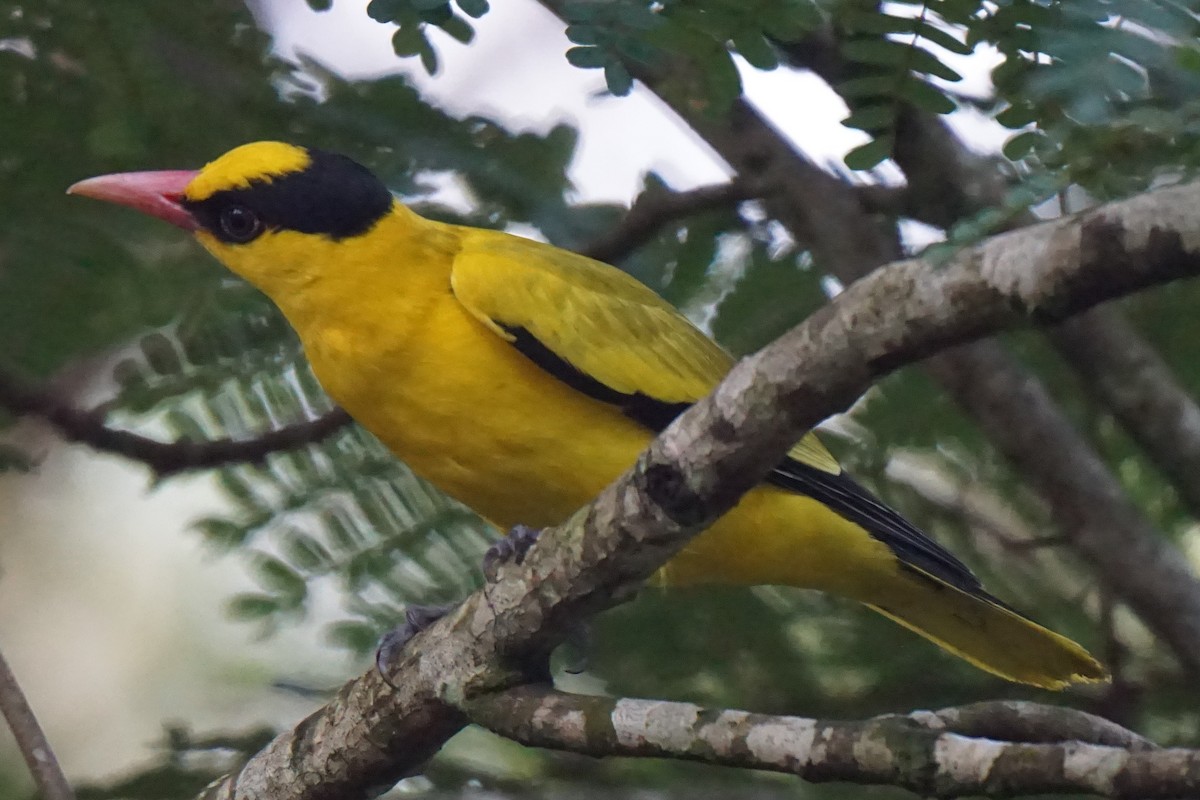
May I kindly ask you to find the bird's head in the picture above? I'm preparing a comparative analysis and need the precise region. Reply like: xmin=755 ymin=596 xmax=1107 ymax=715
xmin=68 ymin=141 xmax=396 ymax=297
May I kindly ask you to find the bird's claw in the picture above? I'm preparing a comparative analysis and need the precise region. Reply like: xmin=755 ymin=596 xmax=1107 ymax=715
xmin=482 ymin=524 xmax=542 ymax=582
xmin=375 ymin=602 xmax=457 ymax=683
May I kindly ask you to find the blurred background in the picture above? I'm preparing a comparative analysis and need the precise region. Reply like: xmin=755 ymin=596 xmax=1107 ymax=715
xmin=3 ymin=0 xmax=1200 ymax=797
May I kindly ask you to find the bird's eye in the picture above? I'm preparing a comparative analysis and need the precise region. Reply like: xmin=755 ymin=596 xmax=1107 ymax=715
xmin=218 ymin=205 xmax=263 ymax=243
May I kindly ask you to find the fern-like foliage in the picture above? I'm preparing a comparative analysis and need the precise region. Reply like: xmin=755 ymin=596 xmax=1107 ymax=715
xmin=984 ymin=0 xmax=1200 ymax=198
xmin=365 ymin=0 xmax=489 ymax=75
xmin=835 ymin=0 xmax=978 ymax=169
xmin=108 ymin=283 xmax=493 ymax=656
xmin=355 ymin=0 xmax=1200 ymax=187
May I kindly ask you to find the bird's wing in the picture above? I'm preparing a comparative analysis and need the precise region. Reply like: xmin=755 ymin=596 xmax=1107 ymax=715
xmin=451 ymin=232 xmax=733 ymax=408
xmin=450 ymin=232 xmax=980 ymax=592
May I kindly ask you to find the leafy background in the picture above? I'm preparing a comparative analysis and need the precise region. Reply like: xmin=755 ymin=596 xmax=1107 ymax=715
xmin=3 ymin=0 xmax=1200 ymax=797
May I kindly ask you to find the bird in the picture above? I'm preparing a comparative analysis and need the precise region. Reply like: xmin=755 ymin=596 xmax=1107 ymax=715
xmin=69 ymin=141 xmax=1106 ymax=689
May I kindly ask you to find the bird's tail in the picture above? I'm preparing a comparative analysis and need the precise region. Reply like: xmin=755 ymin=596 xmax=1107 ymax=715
xmin=865 ymin=568 xmax=1108 ymax=689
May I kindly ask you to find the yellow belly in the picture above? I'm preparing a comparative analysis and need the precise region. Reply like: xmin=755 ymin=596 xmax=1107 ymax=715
xmin=303 ymin=290 xmax=896 ymax=601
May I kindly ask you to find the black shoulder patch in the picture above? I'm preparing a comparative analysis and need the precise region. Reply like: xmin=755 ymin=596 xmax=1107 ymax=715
xmin=184 ymin=148 xmax=393 ymax=242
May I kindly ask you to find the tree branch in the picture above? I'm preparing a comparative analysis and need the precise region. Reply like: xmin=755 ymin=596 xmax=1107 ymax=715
xmin=581 ymin=178 xmax=765 ymax=264
xmin=0 ymin=369 xmax=351 ymax=477
xmin=0 ymin=644 xmax=75 ymax=800
xmin=928 ymin=700 xmax=1154 ymax=749
xmin=466 ymin=687 xmax=1188 ymax=797
xmin=1049 ymin=306 xmax=1200 ymax=519
xmin=200 ymin=177 xmax=1200 ymax=799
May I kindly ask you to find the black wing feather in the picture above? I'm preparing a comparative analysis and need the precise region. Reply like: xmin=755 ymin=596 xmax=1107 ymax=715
xmin=501 ymin=323 xmax=690 ymax=430
xmin=767 ymin=457 xmax=988 ymax=597
xmin=502 ymin=321 xmax=987 ymax=597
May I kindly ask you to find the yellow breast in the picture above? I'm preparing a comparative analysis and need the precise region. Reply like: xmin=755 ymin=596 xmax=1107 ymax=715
xmin=300 ymin=264 xmax=652 ymax=529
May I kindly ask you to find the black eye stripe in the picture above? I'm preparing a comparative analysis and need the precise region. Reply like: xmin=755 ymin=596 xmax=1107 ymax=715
xmin=183 ymin=149 xmax=393 ymax=243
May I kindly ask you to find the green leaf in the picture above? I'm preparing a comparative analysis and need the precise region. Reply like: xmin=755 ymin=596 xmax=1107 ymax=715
xmin=392 ymin=24 xmax=426 ymax=57
xmin=566 ymin=45 xmax=608 ymax=69
xmin=1002 ymin=130 xmax=1044 ymax=161
xmin=227 ymin=593 xmax=281 ymax=621
xmin=898 ymin=78 xmax=956 ymax=114
xmin=306 ymin=0 xmax=333 ymax=10
xmin=436 ymin=12 xmax=474 ymax=44
xmin=417 ymin=3 xmax=453 ymax=24
xmin=937 ymin=0 xmax=979 ymax=24
xmin=995 ymin=103 xmax=1037 ymax=129
xmin=217 ymin=471 xmax=268 ymax=514
xmin=912 ymin=19 xmax=974 ymax=57
xmin=906 ymin=44 xmax=963 ymax=82
xmin=840 ymin=10 xmax=971 ymax=55
xmin=843 ymin=39 xmax=962 ymax=83
xmin=560 ymin=0 xmax=601 ymax=22
xmin=326 ymin=621 xmax=383 ymax=654
xmin=140 ymin=332 xmax=183 ymax=375
xmin=366 ymin=0 xmax=406 ymax=23
xmin=284 ymin=533 xmax=331 ymax=573
xmin=732 ymin=31 xmax=779 ymax=71
xmin=565 ymin=23 xmax=601 ymax=45
xmin=254 ymin=555 xmax=308 ymax=601
xmin=842 ymin=104 xmax=894 ymax=132
xmin=838 ymin=75 xmax=898 ymax=98
xmin=195 ymin=517 xmax=251 ymax=550
xmin=695 ymin=45 xmax=744 ymax=115
xmin=760 ymin=1 xmax=821 ymax=40
xmin=839 ymin=8 xmax=908 ymax=36
xmin=842 ymin=38 xmax=908 ymax=67
xmin=844 ymin=136 xmax=894 ymax=170
xmin=616 ymin=3 xmax=662 ymax=31
xmin=456 ymin=0 xmax=488 ymax=18
xmin=411 ymin=0 xmax=450 ymax=10
xmin=604 ymin=60 xmax=634 ymax=95
xmin=615 ymin=35 xmax=661 ymax=65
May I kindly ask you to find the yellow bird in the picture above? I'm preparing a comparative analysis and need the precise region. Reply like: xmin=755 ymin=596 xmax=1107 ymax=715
xmin=70 ymin=141 xmax=1106 ymax=688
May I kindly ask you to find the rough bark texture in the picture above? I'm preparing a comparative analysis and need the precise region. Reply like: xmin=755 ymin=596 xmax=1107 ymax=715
xmin=197 ymin=177 xmax=1200 ymax=799
xmin=468 ymin=687 xmax=1192 ymax=798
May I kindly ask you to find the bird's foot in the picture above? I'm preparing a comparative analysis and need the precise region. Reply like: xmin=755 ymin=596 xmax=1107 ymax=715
xmin=482 ymin=524 xmax=542 ymax=582
xmin=375 ymin=602 xmax=457 ymax=682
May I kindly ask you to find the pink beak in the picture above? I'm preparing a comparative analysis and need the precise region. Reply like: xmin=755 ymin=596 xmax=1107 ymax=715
xmin=67 ymin=170 xmax=201 ymax=231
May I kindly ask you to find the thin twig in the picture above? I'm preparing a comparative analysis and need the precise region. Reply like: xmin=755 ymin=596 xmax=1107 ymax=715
xmin=929 ymin=700 xmax=1154 ymax=749
xmin=0 ymin=369 xmax=351 ymax=477
xmin=464 ymin=686 xmax=1189 ymax=797
xmin=0 ymin=645 xmax=75 ymax=800
xmin=581 ymin=178 xmax=767 ymax=264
